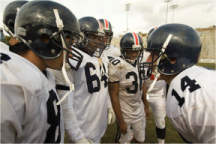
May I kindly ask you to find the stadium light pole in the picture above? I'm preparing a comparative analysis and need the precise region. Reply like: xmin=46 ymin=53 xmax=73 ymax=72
xmin=164 ymin=0 xmax=172 ymax=24
xmin=170 ymin=4 xmax=179 ymax=23
xmin=125 ymin=3 xmax=130 ymax=32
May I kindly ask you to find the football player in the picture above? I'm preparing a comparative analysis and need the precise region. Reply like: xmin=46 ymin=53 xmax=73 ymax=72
xmin=142 ymin=27 xmax=167 ymax=144
xmin=108 ymin=32 xmax=150 ymax=143
xmin=99 ymin=18 xmax=121 ymax=59
xmin=98 ymin=18 xmax=116 ymax=125
xmin=50 ymin=16 xmax=113 ymax=143
xmin=142 ymin=23 xmax=216 ymax=143
xmin=1 ymin=1 xmax=83 ymax=143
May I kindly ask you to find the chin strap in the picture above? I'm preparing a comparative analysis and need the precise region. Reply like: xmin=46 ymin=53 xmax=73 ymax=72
xmin=3 ymin=23 xmax=15 ymax=37
xmin=146 ymin=34 xmax=173 ymax=100
xmin=53 ymin=9 xmax=75 ymax=105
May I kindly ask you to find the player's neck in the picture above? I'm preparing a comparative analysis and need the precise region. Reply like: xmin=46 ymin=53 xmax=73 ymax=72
xmin=160 ymin=74 xmax=177 ymax=85
xmin=17 ymin=49 xmax=46 ymax=72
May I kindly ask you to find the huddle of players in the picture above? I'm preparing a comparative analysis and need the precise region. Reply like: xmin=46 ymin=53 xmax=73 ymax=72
xmin=1 ymin=0 xmax=215 ymax=143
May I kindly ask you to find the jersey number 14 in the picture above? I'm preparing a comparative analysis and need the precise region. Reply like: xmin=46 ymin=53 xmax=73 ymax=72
xmin=172 ymin=76 xmax=201 ymax=107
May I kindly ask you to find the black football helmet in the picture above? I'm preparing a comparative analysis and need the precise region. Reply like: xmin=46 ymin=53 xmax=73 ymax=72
xmin=3 ymin=1 xmax=28 ymax=37
xmin=120 ymin=32 xmax=144 ymax=64
xmin=77 ymin=16 xmax=106 ymax=57
xmin=140 ymin=23 xmax=202 ymax=78
xmin=146 ymin=27 xmax=157 ymax=41
xmin=99 ymin=19 xmax=113 ymax=49
xmin=14 ymin=1 xmax=84 ymax=70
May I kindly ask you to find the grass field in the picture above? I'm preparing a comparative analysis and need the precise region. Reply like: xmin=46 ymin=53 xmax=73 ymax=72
xmin=195 ymin=62 xmax=215 ymax=69
xmin=65 ymin=63 xmax=215 ymax=143
xmin=101 ymin=111 xmax=185 ymax=143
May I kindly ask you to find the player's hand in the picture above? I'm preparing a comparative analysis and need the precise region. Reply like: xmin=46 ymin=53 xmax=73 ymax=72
xmin=76 ymin=137 xmax=94 ymax=144
xmin=119 ymin=121 xmax=127 ymax=135
xmin=108 ymin=107 xmax=116 ymax=124
xmin=145 ymin=107 xmax=150 ymax=119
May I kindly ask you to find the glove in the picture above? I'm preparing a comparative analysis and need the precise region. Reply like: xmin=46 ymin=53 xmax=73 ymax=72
xmin=76 ymin=137 xmax=93 ymax=144
xmin=108 ymin=107 xmax=116 ymax=124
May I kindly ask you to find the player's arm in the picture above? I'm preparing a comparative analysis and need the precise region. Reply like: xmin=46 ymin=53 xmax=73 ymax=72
xmin=108 ymin=82 xmax=127 ymax=134
xmin=1 ymin=85 xmax=27 ymax=143
xmin=108 ymin=61 xmax=127 ymax=135
xmin=49 ymin=69 xmax=86 ymax=143
xmin=142 ymin=84 xmax=150 ymax=119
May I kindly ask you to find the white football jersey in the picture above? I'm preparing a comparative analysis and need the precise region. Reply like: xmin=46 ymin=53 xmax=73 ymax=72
xmin=145 ymin=79 xmax=167 ymax=100
xmin=166 ymin=65 xmax=216 ymax=143
xmin=0 ymin=41 xmax=9 ymax=51
xmin=52 ymin=48 xmax=109 ymax=143
xmin=108 ymin=57 xmax=145 ymax=123
xmin=0 ymin=49 xmax=64 ymax=143
xmin=103 ymin=45 xmax=121 ymax=59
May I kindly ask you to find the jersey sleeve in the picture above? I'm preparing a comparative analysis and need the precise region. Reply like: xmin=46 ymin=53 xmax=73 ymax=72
xmin=49 ymin=69 xmax=85 ymax=142
xmin=187 ymin=86 xmax=216 ymax=143
xmin=108 ymin=59 xmax=122 ymax=83
xmin=1 ymin=85 xmax=27 ymax=143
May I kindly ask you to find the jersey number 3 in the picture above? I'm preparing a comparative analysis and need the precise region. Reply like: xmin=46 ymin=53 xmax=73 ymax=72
xmin=172 ymin=76 xmax=201 ymax=107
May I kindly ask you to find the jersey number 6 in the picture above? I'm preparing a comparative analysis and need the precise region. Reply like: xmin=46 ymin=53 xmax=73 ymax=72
xmin=85 ymin=62 xmax=108 ymax=94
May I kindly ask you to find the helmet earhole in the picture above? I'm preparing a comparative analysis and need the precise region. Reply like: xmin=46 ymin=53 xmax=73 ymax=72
xmin=170 ymin=57 xmax=177 ymax=64
xmin=41 ymin=34 xmax=50 ymax=43
xmin=8 ymin=19 xmax=14 ymax=28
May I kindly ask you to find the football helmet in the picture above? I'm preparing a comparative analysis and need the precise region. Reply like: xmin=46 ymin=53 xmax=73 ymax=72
xmin=146 ymin=27 xmax=157 ymax=41
xmin=120 ymin=32 xmax=144 ymax=64
xmin=14 ymin=1 xmax=83 ymax=70
xmin=99 ymin=19 xmax=113 ymax=49
xmin=141 ymin=23 xmax=202 ymax=77
xmin=77 ymin=16 xmax=106 ymax=57
xmin=3 ymin=1 xmax=28 ymax=37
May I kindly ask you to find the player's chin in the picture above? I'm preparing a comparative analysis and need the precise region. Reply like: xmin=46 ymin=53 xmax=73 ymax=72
xmin=89 ymin=49 xmax=96 ymax=54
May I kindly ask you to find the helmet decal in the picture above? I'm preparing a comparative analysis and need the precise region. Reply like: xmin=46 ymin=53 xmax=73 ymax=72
xmin=98 ymin=20 xmax=103 ymax=30
xmin=131 ymin=32 xmax=141 ymax=49
xmin=104 ymin=19 xmax=109 ymax=30
xmin=132 ymin=32 xmax=139 ymax=45
xmin=97 ymin=20 xmax=104 ymax=34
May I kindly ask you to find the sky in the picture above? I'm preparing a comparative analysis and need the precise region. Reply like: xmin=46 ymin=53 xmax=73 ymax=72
xmin=0 ymin=0 xmax=215 ymax=38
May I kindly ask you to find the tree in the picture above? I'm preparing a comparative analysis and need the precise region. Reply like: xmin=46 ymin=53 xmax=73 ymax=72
xmin=138 ymin=31 xmax=143 ymax=34
xmin=209 ymin=25 xmax=216 ymax=28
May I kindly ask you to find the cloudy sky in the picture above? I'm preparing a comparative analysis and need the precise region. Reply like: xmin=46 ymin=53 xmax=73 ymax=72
xmin=0 ymin=0 xmax=215 ymax=38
